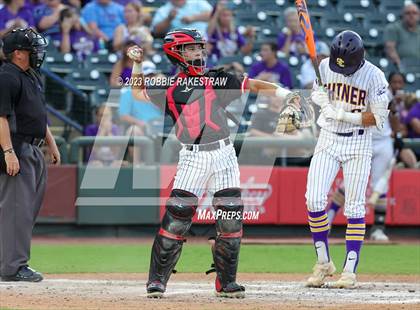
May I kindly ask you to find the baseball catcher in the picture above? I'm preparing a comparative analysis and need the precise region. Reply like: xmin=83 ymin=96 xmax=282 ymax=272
xmin=127 ymin=28 xmax=299 ymax=298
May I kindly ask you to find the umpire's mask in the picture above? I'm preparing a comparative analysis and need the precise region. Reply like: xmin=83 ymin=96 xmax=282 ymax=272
xmin=2 ymin=28 xmax=48 ymax=69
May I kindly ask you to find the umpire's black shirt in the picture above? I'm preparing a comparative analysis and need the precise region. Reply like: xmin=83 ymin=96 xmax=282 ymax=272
xmin=0 ymin=62 xmax=47 ymax=138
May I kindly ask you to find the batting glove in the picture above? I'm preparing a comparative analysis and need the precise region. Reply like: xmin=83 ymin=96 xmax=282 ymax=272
xmin=310 ymin=90 xmax=330 ymax=108
xmin=321 ymin=104 xmax=338 ymax=121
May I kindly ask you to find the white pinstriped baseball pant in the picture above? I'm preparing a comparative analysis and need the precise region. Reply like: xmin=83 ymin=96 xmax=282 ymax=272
xmin=306 ymin=129 xmax=372 ymax=218
xmin=173 ymin=139 xmax=240 ymax=198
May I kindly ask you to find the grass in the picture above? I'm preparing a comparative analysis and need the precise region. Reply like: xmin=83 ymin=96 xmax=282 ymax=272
xmin=29 ymin=243 xmax=420 ymax=275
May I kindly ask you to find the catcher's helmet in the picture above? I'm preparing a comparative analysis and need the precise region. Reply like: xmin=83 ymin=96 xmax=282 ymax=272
xmin=2 ymin=28 xmax=48 ymax=69
xmin=329 ymin=30 xmax=364 ymax=76
xmin=163 ymin=28 xmax=206 ymax=76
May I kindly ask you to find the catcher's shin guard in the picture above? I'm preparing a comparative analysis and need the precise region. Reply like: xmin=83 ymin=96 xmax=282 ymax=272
xmin=147 ymin=189 xmax=198 ymax=296
xmin=211 ymin=188 xmax=245 ymax=298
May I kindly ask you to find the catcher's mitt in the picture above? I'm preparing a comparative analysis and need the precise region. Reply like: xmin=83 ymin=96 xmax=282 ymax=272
xmin=276 ymin=92 xmax=302 ymax=134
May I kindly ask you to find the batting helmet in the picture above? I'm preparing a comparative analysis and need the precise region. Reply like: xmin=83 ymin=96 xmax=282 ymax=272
xmin=2 ymin=28 xmax=48 ymax=69
xmin=163 ymin=28 xmax=206 ymax=76
xmin=329 ymin=30 xmax=364 ymax=76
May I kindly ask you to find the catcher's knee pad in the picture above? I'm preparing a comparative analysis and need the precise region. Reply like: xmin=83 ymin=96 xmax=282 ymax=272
xmin=211 ymin=188 xmax=243 ymax=289
xmin=213 ymin=188 xmax=243 ymax=237
xmin=148 ymin=189 xmax=198 ymax=287
xmin=161 ymin=189 xmax=198 ymax=238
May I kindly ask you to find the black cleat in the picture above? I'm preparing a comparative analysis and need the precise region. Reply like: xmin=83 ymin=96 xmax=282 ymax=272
xmin=1 ymin=266 xmax=43 ymax=282
xmin=146 ymin=280 xmax=166 ymax=298
xmin=216 ymin=282 xmax=246 ymax=299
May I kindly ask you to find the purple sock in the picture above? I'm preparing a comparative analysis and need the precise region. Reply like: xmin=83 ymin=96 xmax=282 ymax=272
xmin=344 ymin=218 xmax=366 ymax=273
xmin=308 ymin=210 xmax=330 ymax=263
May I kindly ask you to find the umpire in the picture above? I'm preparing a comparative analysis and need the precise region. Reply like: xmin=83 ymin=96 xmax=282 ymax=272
xmin=0 ymin=28 xmax=60 ymax=282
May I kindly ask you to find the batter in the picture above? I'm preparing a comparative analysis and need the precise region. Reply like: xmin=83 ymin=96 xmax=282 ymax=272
xmin=305 ymin=30 xmax=389 ymax=288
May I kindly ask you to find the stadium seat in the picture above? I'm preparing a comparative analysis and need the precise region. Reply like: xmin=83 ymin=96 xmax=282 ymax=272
xmin=90 ymin=87 xmax=111 ymax=107
xmin=336 ymin=0 xmax=373 ymax=17
xmin=299 ymin=0 xmax=336 ymax=18
xmin=321 ymin=16 xmax=366 ymax=39
xmin=85 ymin=53 xmax=119 ymax=74
xmin=64 ymin=69 xmax=108 ymax=92
xmin=218 ymin=55 xmax=244 ymax=66
xmin=378 ymin=0 xmax=405 ymax=15
xmin=43 ymin=51 xmax=80 ymax=74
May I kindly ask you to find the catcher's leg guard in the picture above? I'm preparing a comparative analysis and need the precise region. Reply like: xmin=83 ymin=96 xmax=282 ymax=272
xmin=147 ymin=189 xmax=198 ymax=297
xmin=211 ymin=188 xmax=245 ymax=298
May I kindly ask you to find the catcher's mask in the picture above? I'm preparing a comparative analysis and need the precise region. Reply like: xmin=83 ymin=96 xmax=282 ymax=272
xmin=2 ymin=28 xmax=48 ymax=69
xmin=163 ymin=28 xmax=207 ymax=76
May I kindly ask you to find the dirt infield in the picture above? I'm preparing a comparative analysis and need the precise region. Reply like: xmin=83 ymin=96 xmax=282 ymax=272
xmin=1 ymin=273 xmax=419 ymax=310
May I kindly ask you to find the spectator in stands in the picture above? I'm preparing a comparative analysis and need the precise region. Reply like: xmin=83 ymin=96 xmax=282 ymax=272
xmin=207 ymin=1 xmax=255 ymax=60
xmin=0 ymin=0 xmax=34 ymax=37
xmin=277 ymin=7 xmax=307 ymax=58
xmin=402 ymin=93 xmax=420 ymax=166
xmin=34 ymin=0 xmax=67 ymax=43
xmin=81 ymin=0 xmax=125 ymax=51
xmin=113 ymin=1 xmax=153 ymax=54
xmin=151 ymin=0 xmax=212 ymax=38
xmin=249 ymin=42 xmax=293 ymax=89
xmin=387 ymin=72 xmax=418 ymax=168
xmin=109 ymin=37 xmax=140 ymax=87
xmin=300 ymin=41 xmax=329 ymax=89
xmin=404 ymin=94 xmax=420 ymax=139
xmin=119 ymin=60 xmax=162 ymax=165
xmin=60 ymin=7 xmax=98 ymax=58
xmin=84 ymin=105 xmax=123 ymax=167
xmin=384 ymin=3 xmax=420 ymax=69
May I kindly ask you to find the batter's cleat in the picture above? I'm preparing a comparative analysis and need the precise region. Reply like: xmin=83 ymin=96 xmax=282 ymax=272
xmin=146 ymin=280 xmax=166 ymax=298
xmin=324 ymin=272 xmax=357 ymax=289
xmin=215 ymin=282 xmax=246 ymax=298
xmin=1 ymin=266 xmax=43 ymax=282
xmin=370 ymin=228 xmax=389 ymax=242
xmin=305 ymin=261 xmax=336 ymax=287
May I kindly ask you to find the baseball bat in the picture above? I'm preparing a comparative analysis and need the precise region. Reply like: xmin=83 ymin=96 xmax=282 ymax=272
xmin=295 ymin=0 xmax=322 ymax=86
xmin=368 ymin=150 xmax=399 ymax=205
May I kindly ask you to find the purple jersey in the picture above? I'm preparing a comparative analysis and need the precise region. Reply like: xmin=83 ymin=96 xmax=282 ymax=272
xmin=70 ymin=30 xmax=99 ymax=58
xmin=405 ymin=102 xmax=420 ymax=138
xmin=121 ymin=66 xmax=132 ymax=82
xmin=84 ymin=123 xmax=120 ymax=136
xmin=248 ymin=60 xmax=293 ymax=89
xmin=210 ymin=29 xmax=246 ymax=59
xmin=0 ymin=6 xmax=34 ymax=31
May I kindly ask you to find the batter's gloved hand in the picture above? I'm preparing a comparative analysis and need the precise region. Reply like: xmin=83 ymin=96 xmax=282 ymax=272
xmin=311 ymin=89 xmax=330 ymax=108
xmin=321 ymin=104 xmax=338 ymax=121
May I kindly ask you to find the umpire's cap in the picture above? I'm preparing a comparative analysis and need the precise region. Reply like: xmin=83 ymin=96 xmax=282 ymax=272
xmin=329 ymin=30 xmax=364 ymax=76
xmin=2 ymin=28 xmax=48 ymax=68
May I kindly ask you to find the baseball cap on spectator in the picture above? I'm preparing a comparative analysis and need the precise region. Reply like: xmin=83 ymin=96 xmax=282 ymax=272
xmin=316 ymin=41 xmax=329 ymax=56
xmin=142 ymin=60 xmax=157 ymax=76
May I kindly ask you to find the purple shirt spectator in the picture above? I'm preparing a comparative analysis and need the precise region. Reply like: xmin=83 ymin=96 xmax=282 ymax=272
xmin=249 ymin=60 xmax=293 ymax=89
xmin=405 ymin=101 xmax=420 ymax=138
xmin=0 ymin=0 xmax=34 ymax=35
xmin=34 ymin=0 xmax=65 ymax=41
xmin=70 ymin=30 xmax=99 ymax=58
xmin=120 ymin=66 xmax=132 ymax=81
xmin=84 ymin=123 xmax=119 ymax=136
xmin=277 ymin=32 xmax=306 ymax=56
xmin=210 ymin=29 xmax=245 ymax=59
